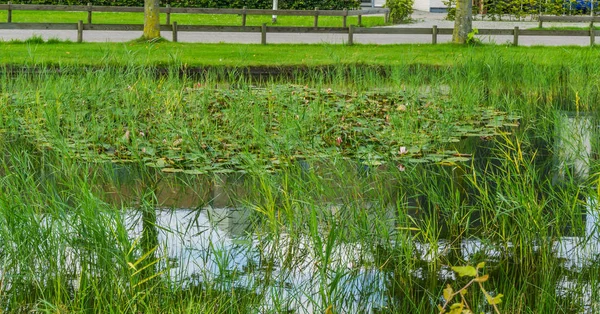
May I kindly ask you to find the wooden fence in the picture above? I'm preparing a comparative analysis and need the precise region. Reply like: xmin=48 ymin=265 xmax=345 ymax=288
xmin=0 ymin=5 xmax=598 ymax=46
xmin=1 ymin=22 xmax=597 ymax=46
xmin=0 ymin=3 xmax=390 ymax=27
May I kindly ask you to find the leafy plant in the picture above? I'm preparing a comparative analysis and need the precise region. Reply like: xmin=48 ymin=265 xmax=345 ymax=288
xmin=466 ymin=28 xmax=480 ymax=45
xmin=438 ymin=263 xmax=503 ymax=314
xmin=442 ymin=0 xmax=456 ymax=20
xmin=384 ymin=0 xmax=414 ymax=23
xmin=442 ymin=0 xmax=477 ymax=21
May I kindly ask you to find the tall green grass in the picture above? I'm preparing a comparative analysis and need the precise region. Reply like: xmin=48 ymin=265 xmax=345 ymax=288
xmin=0 ymin=59 xmax=599 ymax=313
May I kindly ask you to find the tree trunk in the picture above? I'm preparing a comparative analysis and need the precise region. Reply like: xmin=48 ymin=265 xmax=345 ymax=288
xmin=452 ymin=0 xmax=472 ymax=44
xmin=143 ymin=0 xmax=160 ymax=40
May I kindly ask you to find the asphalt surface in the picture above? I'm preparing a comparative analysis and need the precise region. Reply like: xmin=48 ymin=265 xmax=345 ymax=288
xmin=0 ymin=10 xmax=596 ymax=46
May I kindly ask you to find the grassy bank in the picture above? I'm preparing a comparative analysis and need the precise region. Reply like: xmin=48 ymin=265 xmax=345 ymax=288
xmin=2 ymin=41 xmax=600 ymax=67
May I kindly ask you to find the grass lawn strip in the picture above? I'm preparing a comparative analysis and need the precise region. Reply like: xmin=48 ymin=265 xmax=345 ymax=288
xmin=2 ymin=42 xmax=600 ymax=67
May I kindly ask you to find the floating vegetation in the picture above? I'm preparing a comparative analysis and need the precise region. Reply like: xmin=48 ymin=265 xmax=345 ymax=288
xmin=3 ymin=78 xmax=519 ymax=173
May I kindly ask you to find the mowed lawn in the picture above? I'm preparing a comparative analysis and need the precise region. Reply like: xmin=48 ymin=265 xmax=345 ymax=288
xmin=1 ymin=41 xmax=600 ymax=67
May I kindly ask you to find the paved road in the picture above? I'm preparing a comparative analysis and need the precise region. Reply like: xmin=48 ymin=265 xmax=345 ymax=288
xmin=0 ymin=10 xmax=595 ymax=46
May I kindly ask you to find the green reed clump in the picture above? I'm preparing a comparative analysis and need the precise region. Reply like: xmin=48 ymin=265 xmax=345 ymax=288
xmin=0 ymin=139 xmax=269 ymax=313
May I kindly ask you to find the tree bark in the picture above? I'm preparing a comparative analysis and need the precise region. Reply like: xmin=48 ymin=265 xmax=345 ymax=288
xmin=452 ymin=0 xmax=472 ymax=44
xmin=143 ymin=0 xmax=160 ymax=40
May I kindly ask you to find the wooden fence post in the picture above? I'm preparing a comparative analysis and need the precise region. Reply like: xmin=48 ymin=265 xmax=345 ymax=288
xmin=384 ymin=9 xmax=390 ymax=24
xmin=166 ymin=4 xmax=171 ymax=25
xmin=513 ymin=26 xmax=519 ymax=46
xmin=87 ymin=3 xmax=92 ymax=24
xmin=261 ymin=23 xmax=267 ymax=44
xmin=172 ymin=21 xmax=177 ymax=42
xmin=538 ymin=18 xmax=542 ymax=29
xmin=358 ymin=14 xmax=362 ymax=26
xmin=432 ymin=25 xmax=438 ymax=44
xmin=313 ymin=7 xmax=319 ymax=28
xmin=343 ymin=8 xmax=347 ymax=28
xmin=7 ymin=2 xmax=11 ymax=23
xmin=348 ymin=24 xmax=354 ymax=46
xmin=77 ymin=20 xmax=83 ymax=43
xmin=242 ymin=6 xmax=247 ymax=26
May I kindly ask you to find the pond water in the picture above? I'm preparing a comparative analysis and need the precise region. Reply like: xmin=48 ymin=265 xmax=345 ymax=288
xmin=111 ymin=201 xmax=599 ymax=313
xmin=38 ymin=176 xmax=597 ymax=313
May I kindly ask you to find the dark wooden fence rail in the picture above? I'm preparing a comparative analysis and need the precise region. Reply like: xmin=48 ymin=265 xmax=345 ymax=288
xmin=1 ymin=21 xmax=597 ymax=46
xmin=0 ymin=3 xmax=390 ymax=27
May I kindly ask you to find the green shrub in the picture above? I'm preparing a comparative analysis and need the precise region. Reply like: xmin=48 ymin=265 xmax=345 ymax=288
xmin=443 ymin=0 xmax=594 ymax=20
xmin=385 ymin=0 xmax=414 ymax=23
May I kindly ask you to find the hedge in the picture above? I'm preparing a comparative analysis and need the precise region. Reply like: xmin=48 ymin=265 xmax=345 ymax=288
xmin=444 ymin=0 xmax=599 ymax=20
xmin=0 ymin=0 xmax=361 ymax=9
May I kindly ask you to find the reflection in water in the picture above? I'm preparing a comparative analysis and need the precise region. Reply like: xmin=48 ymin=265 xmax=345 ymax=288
xmin=124 ymin=209 xmax=388 ymax=313
xmin=553 ymin=112 xmax=593 ymax=183
xmin=119 ymin=202 xmax=600 ymax=312
xmin=207 ymin=174 xmax=251 ymax=237
xmin=552 ymin=111 xmax=599 ymax=267
xmin=552 ymin=111 xmax=599 ymax=311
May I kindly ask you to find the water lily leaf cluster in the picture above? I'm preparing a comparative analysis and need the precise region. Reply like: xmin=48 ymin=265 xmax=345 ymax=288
xmin=2 ymin=75 xmax=519 ymax=172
